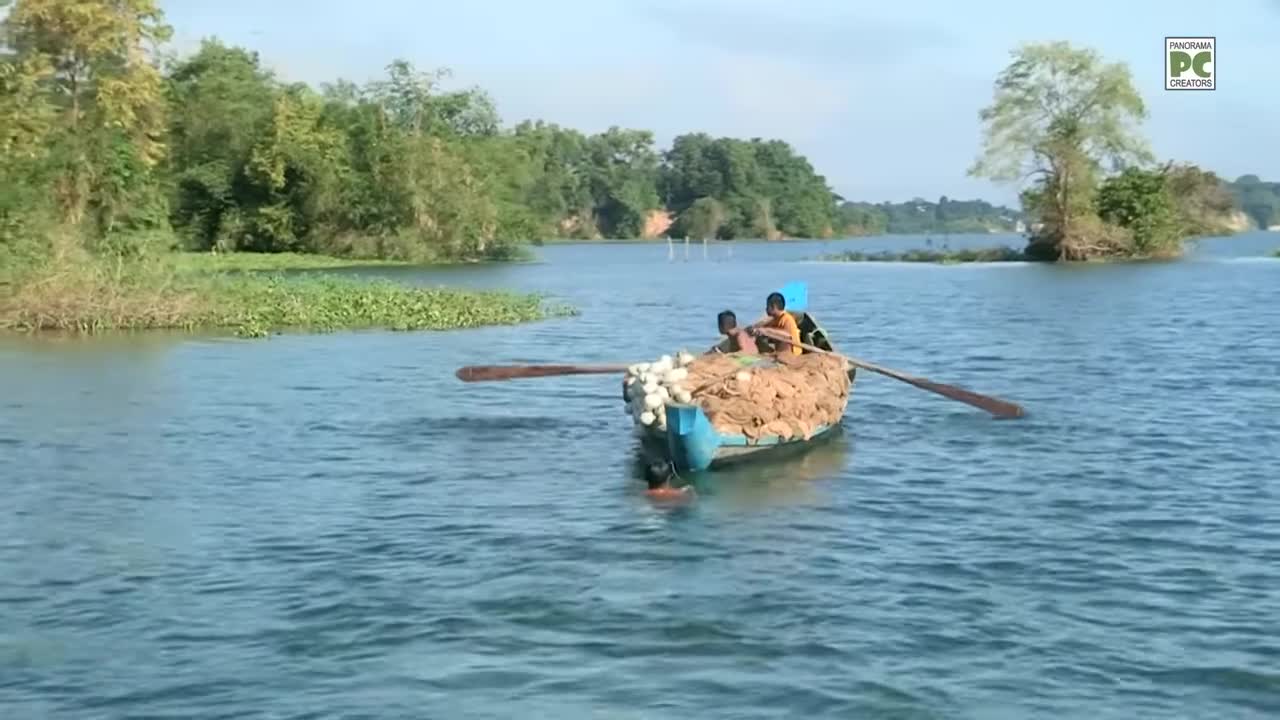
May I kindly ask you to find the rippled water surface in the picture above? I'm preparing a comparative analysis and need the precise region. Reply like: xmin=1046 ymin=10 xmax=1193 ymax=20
xmin=3 ymin=234 xmax=1280 ymax=718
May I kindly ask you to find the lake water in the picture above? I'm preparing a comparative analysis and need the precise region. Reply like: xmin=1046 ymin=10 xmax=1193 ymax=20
xmin=3 ymin=233 xmax=1279 ymax=718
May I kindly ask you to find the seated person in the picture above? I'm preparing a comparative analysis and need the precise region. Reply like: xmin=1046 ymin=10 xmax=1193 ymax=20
xmin=709 ymin=310 xmax=758 ymax=354
xmin=751 ymin=292 xmax=802 ymax=355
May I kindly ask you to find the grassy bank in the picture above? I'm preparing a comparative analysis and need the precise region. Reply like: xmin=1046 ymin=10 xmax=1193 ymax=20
xmin=817 ymin=248 xmax=1029 ymax=263
xmin=168 ymin=251 xmax=410 ymax=274
xmin=0 ymin=255 xmax=574 ymax=337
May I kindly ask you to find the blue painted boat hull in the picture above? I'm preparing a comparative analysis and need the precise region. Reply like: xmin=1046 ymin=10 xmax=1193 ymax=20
xmin=632 ymin=279 xmax=850 ymax=473
xmin=640 ymin=367 xmax=856 ymax=473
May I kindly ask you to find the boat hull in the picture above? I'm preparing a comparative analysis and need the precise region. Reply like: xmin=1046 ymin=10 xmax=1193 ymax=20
xmin=639 ymin=367 xmax=856 ymax=473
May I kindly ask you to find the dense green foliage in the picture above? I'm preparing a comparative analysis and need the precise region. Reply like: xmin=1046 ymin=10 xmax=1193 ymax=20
xmin=1094 ymin=168 xmax=1182 ymax=255
xmin=969 ymin=41 xmax=1153 ymax=260
xmin=660 ymin=134 xmax=836 ymax=239
xmin=836 ymin=197 xmax=1024 ymax=235
xmin=1225 ymin=175 xmax=1280 ymax=230
xmin=970 ymin=41 xmax=1247 ymax=261
xmin=0 ymin=0 xmax=581 ymax=336
xmin=0 ymin=0 xmax=841 ymax=269
xmin=1095 ymin=164 xmax=1241 ymax=256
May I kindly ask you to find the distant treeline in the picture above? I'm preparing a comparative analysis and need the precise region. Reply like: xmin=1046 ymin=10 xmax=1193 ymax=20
xmin=1225 ymin=176 xmax=1280 ymax=230
xmin=157 ymin=45 xmax=844 ymax=256
xmin=835 ymin=197 xmax=1024 ymax=236
xmin=0 ymin=0 xmax=845 ymax=265
xmin=5 ymin=0 xmax=1275 ymax=275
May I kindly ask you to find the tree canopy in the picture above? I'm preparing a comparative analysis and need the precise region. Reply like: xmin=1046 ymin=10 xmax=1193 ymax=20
xmin=0 ymin=1 xmax=842 ymax=266
xmin=1225 ymin=175 xmax=1280 ymax=230
xmin=659 ymin=133 xmax=836 ymax=240
xmin=970 ymin=41 xmax=1153 ymax=259
xmin=970 ymin=41 xmax=1242 ymax=261
xmin=836 ymin=197 xmax=1024 ymax=236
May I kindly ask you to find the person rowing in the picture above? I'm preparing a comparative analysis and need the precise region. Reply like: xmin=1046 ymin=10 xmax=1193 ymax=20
xmin=709 ymin=310 xmax=758 ymax=354
xmin=748 ymin=292 xmax=802 ymax=356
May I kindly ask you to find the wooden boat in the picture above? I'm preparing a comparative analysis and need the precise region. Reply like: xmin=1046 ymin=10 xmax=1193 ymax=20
xmin=632 ymin=283 xmax=856 ymax=473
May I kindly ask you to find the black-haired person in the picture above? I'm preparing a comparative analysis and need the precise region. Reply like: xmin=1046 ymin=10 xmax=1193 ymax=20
xmin=644 ymin=462 xmax=695 ymax=503
xmin=755 ymin=292 xmax=802 ymax=356
xmin=709 ymin=310 xmax=758 ymax=354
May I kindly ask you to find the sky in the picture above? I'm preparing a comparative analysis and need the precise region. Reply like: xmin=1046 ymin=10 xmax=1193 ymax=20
xmin=161 ymin=0 xmax=1280 ymax=205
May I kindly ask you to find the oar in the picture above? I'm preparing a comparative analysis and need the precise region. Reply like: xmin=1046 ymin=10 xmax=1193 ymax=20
xmin=754 ymin=328 xmax=1025 ymax=419
xmin=456 ymin=363 xmax=631 ymax=382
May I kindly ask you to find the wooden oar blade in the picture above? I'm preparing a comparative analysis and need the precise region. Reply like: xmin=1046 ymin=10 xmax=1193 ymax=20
xmin=456 ymin=364 xmax=630 ymax=382
xmin=896 ymin=375 xmax=1025 ymax=419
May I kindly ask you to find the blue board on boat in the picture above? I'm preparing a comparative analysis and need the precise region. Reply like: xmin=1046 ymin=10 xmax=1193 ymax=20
xmin=779 ymin=281 xmax=807 ymax=312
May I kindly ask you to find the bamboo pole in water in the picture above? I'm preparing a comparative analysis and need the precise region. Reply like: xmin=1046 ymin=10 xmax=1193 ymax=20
xmin=667 ymin=236 xmax=674 ymax=261
xmin=684 ymin=236 xmax=689 ymax=261
xmin=703 ymin=236 xmax=708 ymax=260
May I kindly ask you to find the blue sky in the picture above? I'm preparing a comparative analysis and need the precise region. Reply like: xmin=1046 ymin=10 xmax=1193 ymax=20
xmin=162 ymin=0 xmax=1279 ymax=205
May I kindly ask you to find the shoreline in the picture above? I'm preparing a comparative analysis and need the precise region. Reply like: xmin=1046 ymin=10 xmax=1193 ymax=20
xmin=534 ymin=231 xmax=1026 ymax=246
xmin=1 ymin=252 xmax=575 ymax=338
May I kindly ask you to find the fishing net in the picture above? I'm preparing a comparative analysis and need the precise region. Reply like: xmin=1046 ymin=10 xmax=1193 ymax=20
xmin=680 ymin=352 xmax=851 ymax=441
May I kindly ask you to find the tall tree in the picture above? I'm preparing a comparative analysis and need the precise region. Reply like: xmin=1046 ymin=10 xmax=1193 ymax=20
xmin=585 ymin=126 xmax=660 ymax=238
xmin=5 ymin=0 xmax=172 ymax=232
xmin=165 ymin=39 xmax=278 ymax=249
xmin=969 ymin=41 xmax=1150 ymax=260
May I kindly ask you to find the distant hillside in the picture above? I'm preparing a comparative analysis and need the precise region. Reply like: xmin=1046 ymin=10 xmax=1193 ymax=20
xmin=1225 ymin=175 xmax=1280 ymax=230
xmin=836 ymin=196 xmax=1025 ymax=236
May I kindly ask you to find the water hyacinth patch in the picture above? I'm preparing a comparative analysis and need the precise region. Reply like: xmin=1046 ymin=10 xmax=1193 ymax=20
xmin=817 ymin=248 xmax=1028 ymax=264
xmin=0 ymin=260 xmax=574 ymax=337
xmin=205 ymin=275 xmax=574 ymax=337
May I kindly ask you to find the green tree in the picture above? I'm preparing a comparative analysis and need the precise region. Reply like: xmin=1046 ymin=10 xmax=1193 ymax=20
xmin=313 ymin=62 xmax=511 ymax=260
xmin=585 ymin=127 xmax=661 ymax=238
xmin=1225 ymin=174 xmax=1280 ymax=230
xmin=970 ymin=41 xmax=1151 ymax=260
xmin=1095 ymin=168 xmax=1179 ymax=256
xmin=1162 ymin=163 xmax=1240 ymax=236
xmin=165 ymin=39 xmax=278 ymax=250
xmin=836 ymin=203 xmax=889 ymax=235
xmin=0 ymin=51 xmax=59 ymax=261
xmin=5 ymin=0 xmax=172 ymax=238
xmin=661 ymin=134 xmax=835 ymax=239
xmin=242 ymin=86 xmax=346 ymax=252
xmin=681 ymin=197 xmax=727 ymax=240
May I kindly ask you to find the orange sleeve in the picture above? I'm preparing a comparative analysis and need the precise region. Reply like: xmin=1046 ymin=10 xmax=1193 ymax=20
xmin=777 ymin=313 xmax=802 ymax=355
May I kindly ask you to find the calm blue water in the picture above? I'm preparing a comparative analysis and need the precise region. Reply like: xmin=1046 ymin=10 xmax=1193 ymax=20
xmin=3 ymin=233 xmax=1280 ymax=718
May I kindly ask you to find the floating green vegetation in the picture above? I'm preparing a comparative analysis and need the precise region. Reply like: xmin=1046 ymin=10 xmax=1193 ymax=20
xmin=168 ymin=252 xmax=409 ymax=275
xmin=817 ymin=247 xmax=1029 ymax=264
xmin=206 ymin=275 xmax=573 ymax=337
xmin=0 ymin=260 xmax=573 ymax=337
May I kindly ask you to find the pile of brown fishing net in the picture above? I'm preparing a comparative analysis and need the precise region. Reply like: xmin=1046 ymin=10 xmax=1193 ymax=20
xmin=681 ymin=352 xmax=851 ymax=441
